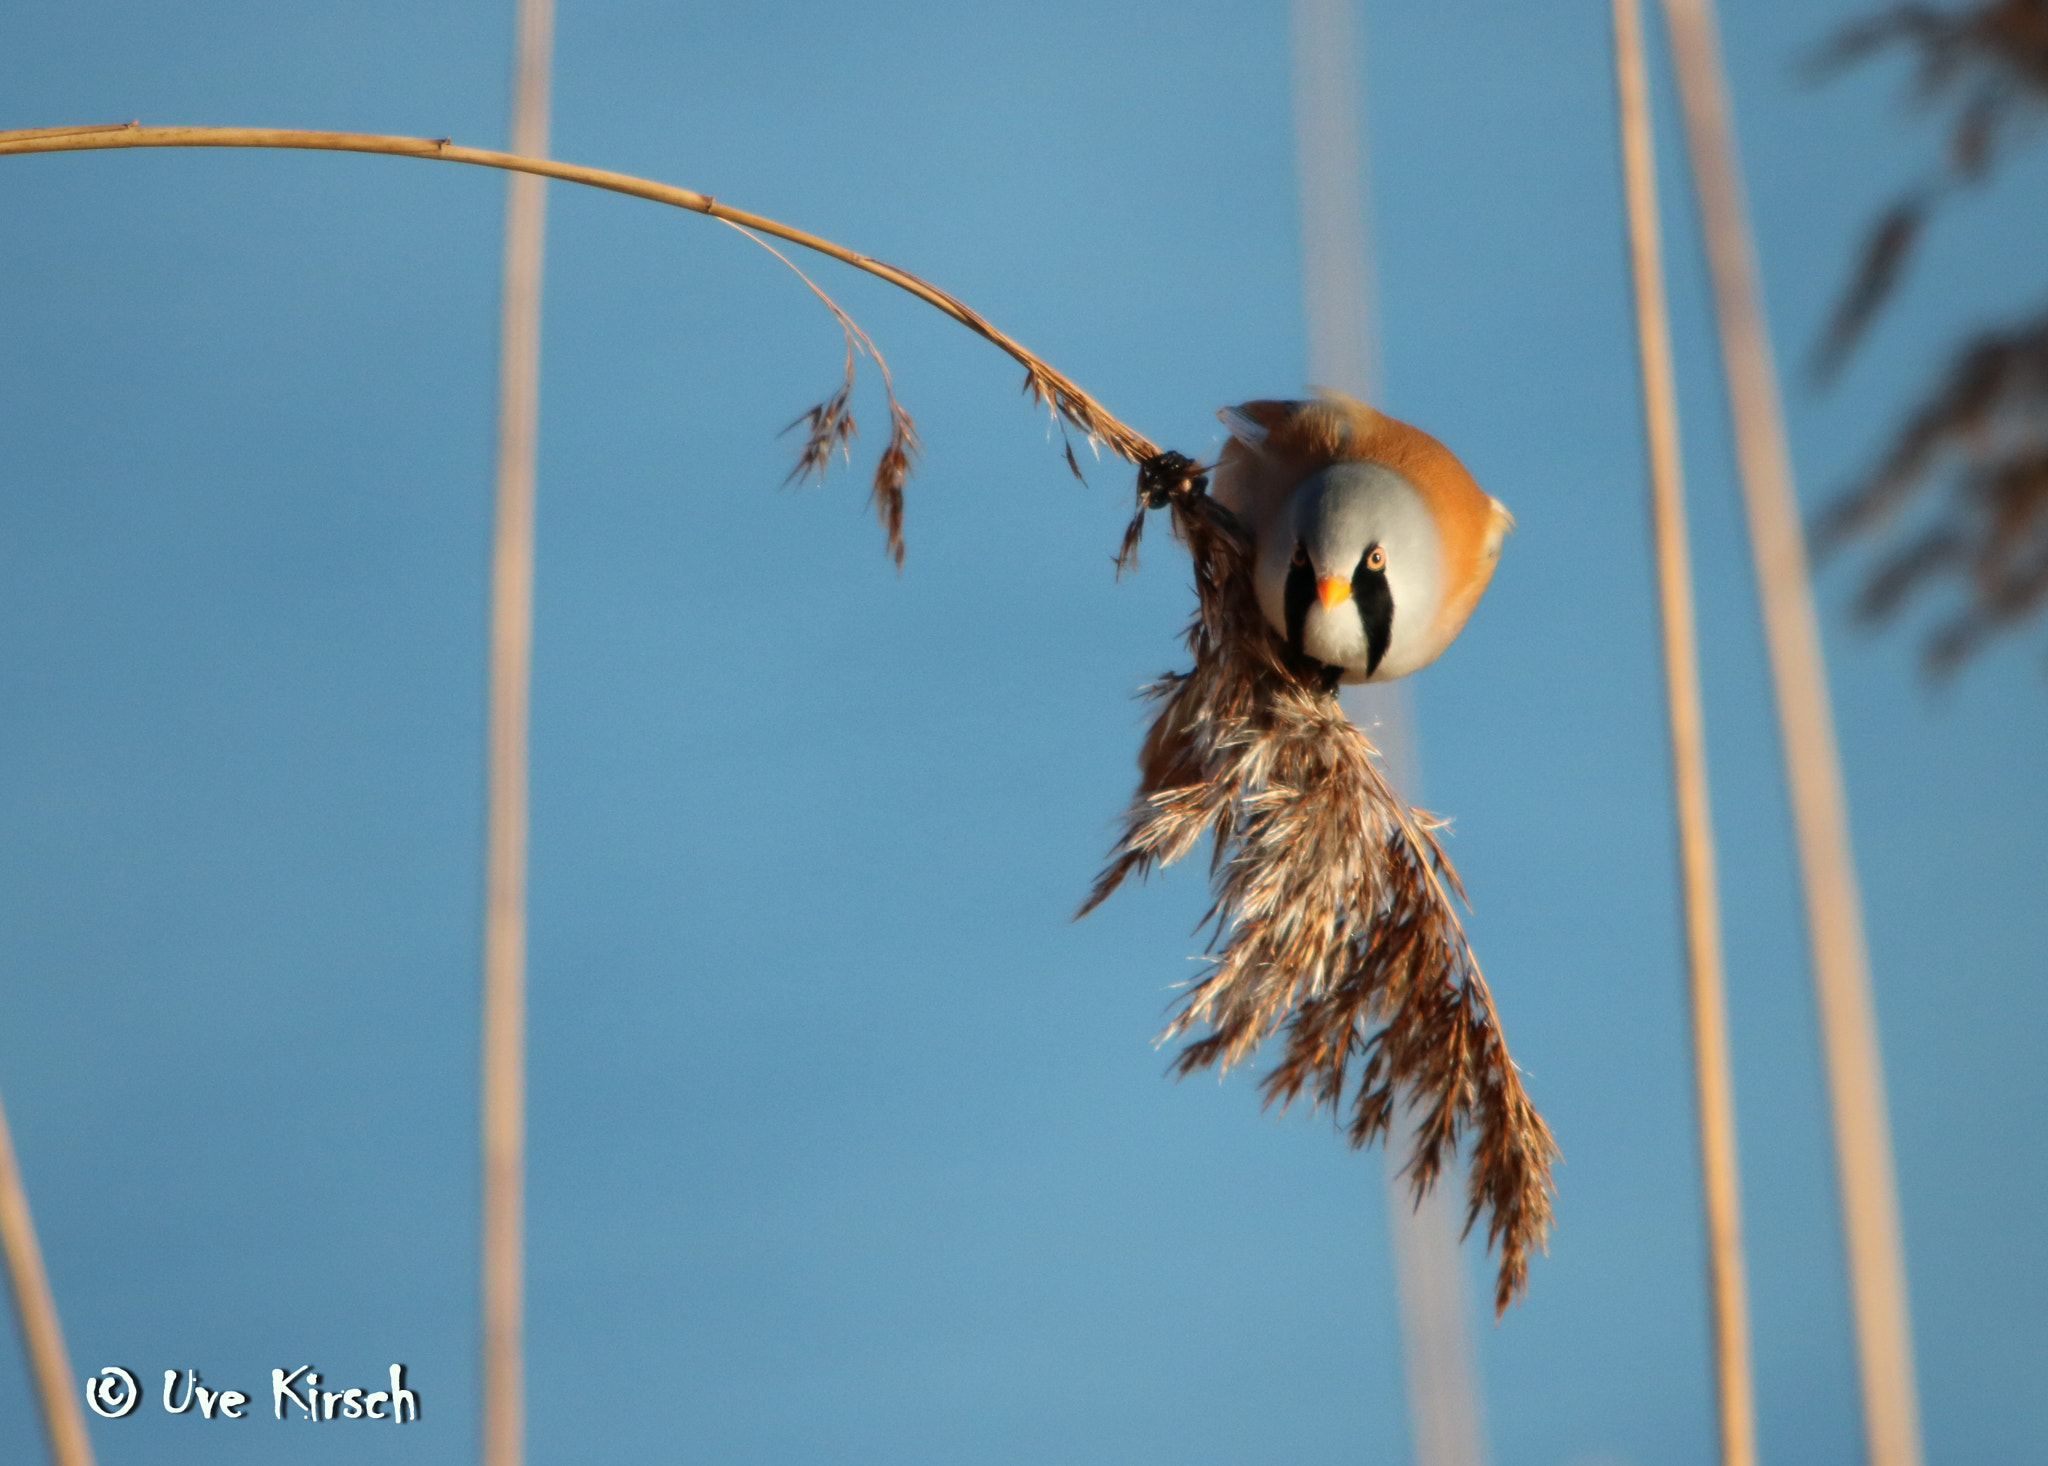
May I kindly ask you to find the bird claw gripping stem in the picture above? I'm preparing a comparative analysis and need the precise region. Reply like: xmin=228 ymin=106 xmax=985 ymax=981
xmin=1119 ymin=451 xmax=1230 ymax=574
xmin=1137 ymin=450 xmax=1209 ymax=508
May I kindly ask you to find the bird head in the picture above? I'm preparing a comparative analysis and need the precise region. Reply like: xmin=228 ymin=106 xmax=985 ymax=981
xmin=1257 ymin=460 xmax=1445 ymax=682
xmin=1213 ymin=393 xmax=1511 ymax=687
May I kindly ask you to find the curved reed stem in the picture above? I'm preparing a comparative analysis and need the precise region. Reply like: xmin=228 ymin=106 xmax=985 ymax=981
xmin=0 ymin=110 xmax=1551 ymax=1341
xmin=0 ymin=123 xmax=1156 ymax=469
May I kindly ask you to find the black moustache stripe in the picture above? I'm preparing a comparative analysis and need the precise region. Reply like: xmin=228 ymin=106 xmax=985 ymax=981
xmin=1284 ymin=552 xmax=1315 ymax=656
xmin=1354 ymin=548 xmax=1393 ymax=677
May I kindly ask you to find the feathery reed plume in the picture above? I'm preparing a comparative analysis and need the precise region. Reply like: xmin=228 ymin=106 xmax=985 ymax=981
xmin=1081 ymin=475 xmax=1556 ymax=1315
xmin=1809 ymin=2 xmax=2048 ymax=670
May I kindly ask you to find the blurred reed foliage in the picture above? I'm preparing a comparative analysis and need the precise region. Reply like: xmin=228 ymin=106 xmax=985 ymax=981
xmin=1812 ymin=1 xmax=2048 ymax=672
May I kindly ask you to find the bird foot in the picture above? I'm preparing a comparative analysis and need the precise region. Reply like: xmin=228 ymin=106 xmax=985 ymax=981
xmin=1136 ymin=451 xmax=1209 ymax=508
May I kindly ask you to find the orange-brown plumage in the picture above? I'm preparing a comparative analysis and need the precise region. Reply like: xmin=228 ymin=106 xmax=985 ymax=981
xmin=1212 ymin=392 xmax=1510 ymax=681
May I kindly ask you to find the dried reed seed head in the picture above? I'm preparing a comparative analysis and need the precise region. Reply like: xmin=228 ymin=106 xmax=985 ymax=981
xmin=767 ymin=306 xmax=926 ymax=568
xmin=871 ymin=402 xmax=922 ymax=569
xmin=731 ymin=211 xmax=1168 ymax=567
xmin=1084 ymin=485 xmax=1556 ymax=1313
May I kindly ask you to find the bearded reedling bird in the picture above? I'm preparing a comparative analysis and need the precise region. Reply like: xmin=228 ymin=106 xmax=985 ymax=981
xmin=1209 ymin=393 xmax=1513 ymax=686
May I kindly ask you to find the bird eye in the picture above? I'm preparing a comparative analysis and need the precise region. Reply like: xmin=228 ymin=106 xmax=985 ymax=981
xmin=1291 ymin=542 xmax=1308 ymax=567
xmin=1365 ymin=546 xmax=1387 ymax=572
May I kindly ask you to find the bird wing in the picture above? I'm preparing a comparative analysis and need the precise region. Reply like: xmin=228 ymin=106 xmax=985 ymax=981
xmin=1217 ymin=404 xmax=1269 ymax=448
xmin=1210 ymin=393 xmax=1390 ymax=538
xmin=1209 ymin=402 xmax=1308 ymax=540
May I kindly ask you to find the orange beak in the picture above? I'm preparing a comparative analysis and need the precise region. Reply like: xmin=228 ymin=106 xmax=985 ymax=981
xmin=1316 ymin=574 xmax=1353 ymax=611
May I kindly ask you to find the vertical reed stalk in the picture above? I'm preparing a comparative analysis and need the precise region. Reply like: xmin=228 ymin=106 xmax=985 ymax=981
xmin=1290 ymin=0 xmax=1377 ymax=399
xmin=1610 ymin=4 xmax=1758 ymax=1464
xmin=1291 ymin=4 xmax=1486 ymax=1460
xmin=1657 ymin=5 xmax=1923 ymax=1464
xmin=481 ymin=2 xmax=552 ymax=1464
xmin=1381 ymin=1094 xmax=1488 ymax=1466
xmin=0 ymin=1087 xmax=94 ymax=1466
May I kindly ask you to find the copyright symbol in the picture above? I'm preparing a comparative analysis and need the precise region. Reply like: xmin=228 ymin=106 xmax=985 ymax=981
xmin=85 ymin=1366 xmax=139 ymax=1418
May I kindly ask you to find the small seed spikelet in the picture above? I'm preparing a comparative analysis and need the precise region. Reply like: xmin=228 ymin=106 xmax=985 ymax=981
xmin=1082 ymin=488 xmax=1557 ymax=1314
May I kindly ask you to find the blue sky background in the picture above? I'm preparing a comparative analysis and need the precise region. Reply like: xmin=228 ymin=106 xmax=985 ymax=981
xmin=0 ymin=2 xmax=2043 ymax=1464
